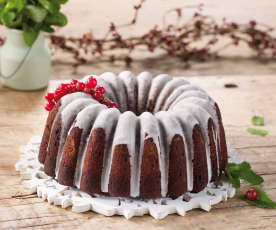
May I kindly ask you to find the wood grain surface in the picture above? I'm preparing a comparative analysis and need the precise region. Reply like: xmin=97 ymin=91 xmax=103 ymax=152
xmin=0 ymin=75 xmax=276 ymax=230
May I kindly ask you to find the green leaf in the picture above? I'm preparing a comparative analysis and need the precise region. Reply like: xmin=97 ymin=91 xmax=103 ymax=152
xmin=2 ymin=10 xmax=16 ymax=27
xmin=41 ymin=24 xmax=54 ymax=32
xmin=226 ymin=166 xmax=241 ymax=188
xmin=247 ymin=128 xmax=268 ymax=136
xmin=252 ymin=116 xmax=264 ymax=126
xmin=45 ymin=12 xmax=67 ymax=26
xmin=23 ymin=24 xmax=39 ymax=46
xmin=5 ymin=0 xmax=26 ymax=11
xmin=240 ymin=169 xmax=264 ymax=185
xmin=253 ymin=186 xmax=275 ymax=203
xmin=38 ymin=0 xmax=59 ymax=14
xmin=244 ymin=186 xmax=276 ymax=209
xmin=245 ymin=199 xmax=276 ymax=209
xmin=57 ymin=0 xmax=68 ymax=4
xmin=222 ymin=161 xmax=264 ymax=188
xmin=24 ymin=5 xmax=47 ymax=23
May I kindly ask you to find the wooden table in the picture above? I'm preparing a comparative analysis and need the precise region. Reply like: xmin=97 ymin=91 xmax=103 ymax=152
xmin=1 ymin=75 xmax=276 ymax=230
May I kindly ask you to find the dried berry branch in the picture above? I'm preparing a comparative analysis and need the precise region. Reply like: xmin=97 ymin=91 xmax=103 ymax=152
xmin=2 ymin=1 xmax=276 ymax=69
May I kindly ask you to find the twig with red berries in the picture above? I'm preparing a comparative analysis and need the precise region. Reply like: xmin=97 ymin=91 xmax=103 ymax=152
xmin=44 ymin=77 xmax=117 ymax=111
xmin=47 ymin=3 xmax=276 ymax=69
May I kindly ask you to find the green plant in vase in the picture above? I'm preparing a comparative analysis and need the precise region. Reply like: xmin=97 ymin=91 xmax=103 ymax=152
xmin=0 ymin=0 xmax=68 ymax=46
xmin=0 ymin=0 xmax=68 ymax=91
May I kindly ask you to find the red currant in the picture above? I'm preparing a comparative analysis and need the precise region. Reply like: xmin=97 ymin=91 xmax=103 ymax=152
xmin=77 ymin=82 xmax=85 ymax=91
xmin=246 ymin=189 xmax=258 ymax=201
xmin=45 ymin=93 xmax=54 ymax=102
xmin=96 ymin=86 xmax=105 ymax=95
xmin=86 ymin=77 xmax=97 ymax=88
xmin=45 ymin=101 xmax=55 ymax=111
xmin=108 ymin=102 xmax=117 ymax=108
xmin=71 ymin=79 xmax=78 ymax=85
xmin=94 ymin=91 xmax=103 ymax=100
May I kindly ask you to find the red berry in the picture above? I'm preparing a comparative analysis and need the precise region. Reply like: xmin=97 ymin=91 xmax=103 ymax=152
xmin=246 ymin=189 xmax=258 ymax=201
xmin=94 ymin=91 xmax=103 ymax=100
xmin=108 ymin=102 xmax=117 ymax=108
xmin=96 ymin=86 xmax=105 ymax=95
xmin=77 ymin=82 xmax=85 ymax=91
xmin=60 ymin=83 xmax=69 ymax=90
xmin=45 ymin=101 xmax=55 ymax=111
xmin=84 ymin=87 xmax=91 ymax=94
xmin=71 ymin=79 xmax=78 ymax=84
xmin=45 ymin=93 xmax=54 ymax=102
xmin=86 ymin=77 xmax=97 ymax=88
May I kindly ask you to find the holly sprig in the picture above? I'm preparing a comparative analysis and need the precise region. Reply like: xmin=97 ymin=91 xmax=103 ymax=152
xmin=221 ymin=161 xmax=276 ymax=209
xmin=244 ymin=186 xmax=276 ymax=209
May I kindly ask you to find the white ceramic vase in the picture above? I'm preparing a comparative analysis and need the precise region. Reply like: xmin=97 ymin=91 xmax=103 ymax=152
xmin=0 ymin=28 xmax=51 ymax=91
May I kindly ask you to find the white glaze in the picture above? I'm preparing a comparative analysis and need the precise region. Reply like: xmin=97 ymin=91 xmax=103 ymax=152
xmin=55 ymin=98 xmax=95 ymax=177
xmin=100 ymin=72 xmax=128 ymax=112
xmin=139 ymin=112 xmax=166 ymax=197
xmin=146 ymin=74 xmax=171 ymax=111
xmin=108 ymin=111 xmax=139 ymax=197
xmin=154 ymin=78 xmax=189 ymax=113
xmin=118 ymin=71 xmax=138 ymax=114
xmin=137 ymin=72 xmax=153 ymax=114
xmin=73 ymin=104 xmax=108 ymax=188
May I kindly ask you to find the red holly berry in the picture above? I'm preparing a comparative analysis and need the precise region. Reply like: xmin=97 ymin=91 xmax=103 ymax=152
xmin=86 ymin=77 xmax=97 ymax=88
xmin=246 ymin=189 xmax=258 ymax=201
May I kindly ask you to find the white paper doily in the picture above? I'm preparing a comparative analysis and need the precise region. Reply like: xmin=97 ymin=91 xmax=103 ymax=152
xmin=15 ymin=136 xmax=242 ymax=220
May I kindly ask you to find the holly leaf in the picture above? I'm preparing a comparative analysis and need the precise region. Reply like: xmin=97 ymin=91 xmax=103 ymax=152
xmin=222 ymin=161 xmax=264 ymax=188
xmin=239 ymin=163 xmax=264 ymax=185
xmin=24 ymin=5 xmax=47 ymax=23
xmin=252 ymin=116 xmax=264 ymax=126
xmin=244 ymin=186 xmax=276 ymax=209
xmin=23 ymin=24 xmax=39 ymax=46
xmin=247 ymin=128 xmax=268 ymax=136
xmin=245 ymin=199 xmax=276 ymax=209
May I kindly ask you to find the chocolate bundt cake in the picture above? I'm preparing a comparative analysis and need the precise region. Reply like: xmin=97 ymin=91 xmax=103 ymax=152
xmin=39 ymin=71 xmax=228 ymax=199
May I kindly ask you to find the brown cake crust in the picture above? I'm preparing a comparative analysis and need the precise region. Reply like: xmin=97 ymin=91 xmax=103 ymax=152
xmin=140 ymin=137 xmax=161 ymax=199
xmin=108 ymin=144 xmax=131 ymax=197
xmin=57 ymin=127 xmax=82 ymax=186
xmin=80 ymin=128 xmax=105 ymax=195
xmin=208 ymin=118 xmax=219 ymax=182
xmin=43 ymin=114 xmax=62 ymax=177
xmin=38 ymin=101 xmax=61 ymax=164
xmin=168 ymin=134 xmax=187 ymax=199
xmin=214 ymin=103 xmax=228 ymax=171
xmin=192 ymin=125 xmax=208 ymax=193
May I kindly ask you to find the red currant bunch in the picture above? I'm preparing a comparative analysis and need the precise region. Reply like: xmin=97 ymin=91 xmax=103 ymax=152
xmin=44 ymin=76 xmax=117 ymax=111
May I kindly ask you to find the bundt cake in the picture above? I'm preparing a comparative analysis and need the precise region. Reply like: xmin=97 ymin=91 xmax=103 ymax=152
xmin=39 ymin=71 xmax=228 ymax=199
